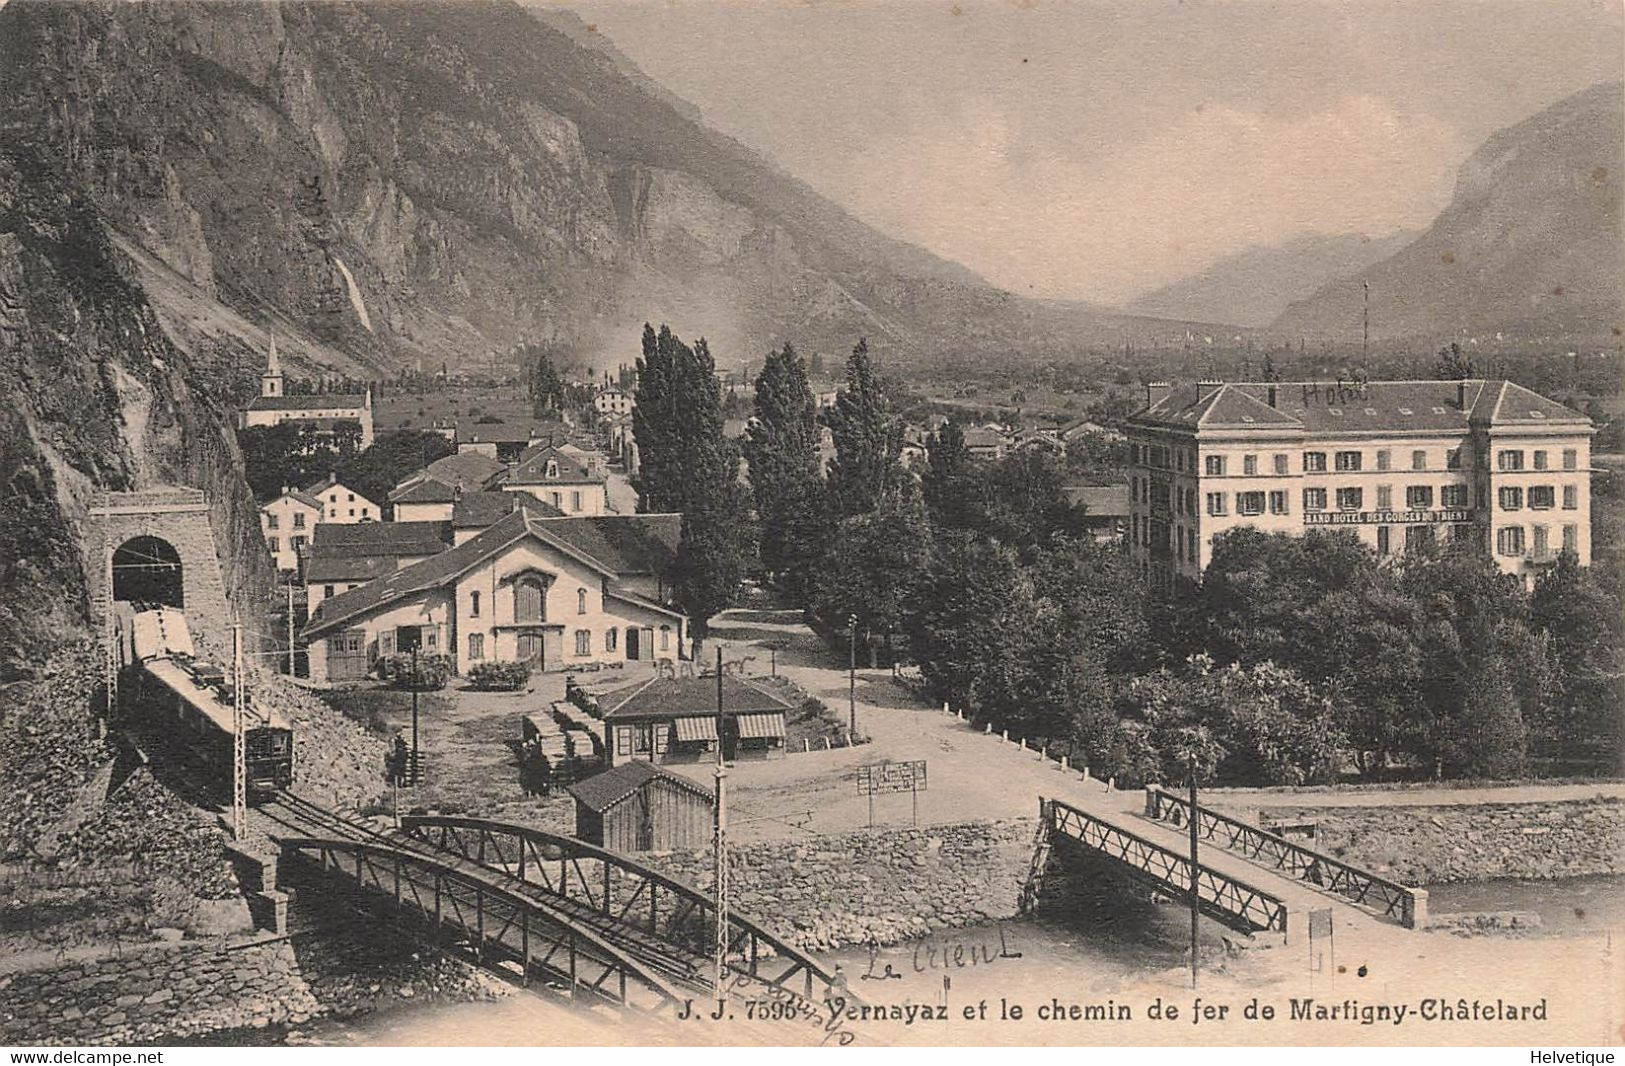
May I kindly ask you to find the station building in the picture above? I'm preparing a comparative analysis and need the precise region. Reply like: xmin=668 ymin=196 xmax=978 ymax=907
xmin=1124 ymin=378 xmax=1592 ymax=587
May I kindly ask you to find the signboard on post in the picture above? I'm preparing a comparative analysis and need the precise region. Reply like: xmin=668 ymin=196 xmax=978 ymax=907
xmin=856 ymin=760 xmax=928 ymax=825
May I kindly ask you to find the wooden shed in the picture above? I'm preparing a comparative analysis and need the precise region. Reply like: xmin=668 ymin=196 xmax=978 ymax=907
xmin=567 ymin=761 xmax=714 ymax=853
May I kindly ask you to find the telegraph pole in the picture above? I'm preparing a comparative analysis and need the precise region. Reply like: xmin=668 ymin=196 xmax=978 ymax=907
xmin=1188 ymin=753 xmax=1200 ymax=989
xmin=712 ymin=645 xmax=730 ymax=1015
xmin=231 ymin=623 xmax=246 ymax=842
xmin=285 ymin=581 xmax=296 ymax=677
xmin=410 ymin=644 xmax=421 ymax=786
xmin=847 ymin=614 xmax=857 ymax=735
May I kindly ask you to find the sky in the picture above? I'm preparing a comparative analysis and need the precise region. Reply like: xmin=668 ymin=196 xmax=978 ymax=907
xmin=560 ymin=0 xmax=1622 ymax=307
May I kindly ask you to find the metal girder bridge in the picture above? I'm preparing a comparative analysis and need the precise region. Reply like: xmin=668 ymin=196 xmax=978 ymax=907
xmin=399 ymin=815 xmax=846 ymax=1004
xmin=1042 ymin=797 xmax=1289 ymax=935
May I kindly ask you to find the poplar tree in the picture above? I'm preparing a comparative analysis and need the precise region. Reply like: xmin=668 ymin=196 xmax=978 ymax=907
xmin=744 ymin=343 xmax=826 ymax=601
xmin=824 ymin=338 xmax=902 ymax=517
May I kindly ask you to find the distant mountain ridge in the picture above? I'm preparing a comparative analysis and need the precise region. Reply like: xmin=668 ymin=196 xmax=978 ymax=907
xmin=1272 ymin=81 xmax=1623 ymax=343
xmin=1126 ymin=230 xmax=1418 ymax=329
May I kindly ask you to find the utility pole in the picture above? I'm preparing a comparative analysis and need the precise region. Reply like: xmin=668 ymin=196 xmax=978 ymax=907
xmin=231 ymin=623 xmax=246 ymax=842
xmin=847 ymin=614 xmax=858 ymax=736
xmin=410 ymin=644 xmax=421 ymax=787
xmin=1188 ymin=752 xmax=1200 ymax=989
xmin=1362 ymin=280 xmax=1370 ymax=363
xmin=712 ymin=646 xmax=729 ymax=1015
xmin=285 ymin=581 xmax=296 ymax=677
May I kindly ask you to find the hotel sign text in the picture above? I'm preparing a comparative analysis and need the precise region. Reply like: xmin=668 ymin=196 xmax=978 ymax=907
xmin=1304 ymin=509 xmax=1470 ymax=526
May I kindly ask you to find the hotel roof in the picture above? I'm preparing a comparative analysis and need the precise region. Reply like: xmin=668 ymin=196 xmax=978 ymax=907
xmin=1129 ymin=379 xmax=1589 ymax=435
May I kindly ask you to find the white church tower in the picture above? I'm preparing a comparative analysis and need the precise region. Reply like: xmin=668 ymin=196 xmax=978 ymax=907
xmin=260 ymin=333 xmax=284 ymax=398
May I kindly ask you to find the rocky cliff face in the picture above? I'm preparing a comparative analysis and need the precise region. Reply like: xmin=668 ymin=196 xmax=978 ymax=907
xmin=1273 ymin=82 xmax=1623 ymax=343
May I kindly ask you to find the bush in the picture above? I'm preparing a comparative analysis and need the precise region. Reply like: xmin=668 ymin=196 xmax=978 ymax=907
xmin=380 ymin=653 xmax=453 ymax=691
xmin=468 ymin=661 xmax=531 ymax=692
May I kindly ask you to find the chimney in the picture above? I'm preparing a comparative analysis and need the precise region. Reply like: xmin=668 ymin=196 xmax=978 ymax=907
xmin=1266 ymin=384 xmax=1278 ymax=408
xmin=1457 ymin=381 xmax=1469 ymax=410
xmin=1145 ymin=381 xmax=1171 ymax=408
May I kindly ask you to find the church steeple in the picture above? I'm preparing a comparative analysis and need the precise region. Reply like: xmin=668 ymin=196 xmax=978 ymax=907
xmin=260 ymin=331 xmax=284 ymax=398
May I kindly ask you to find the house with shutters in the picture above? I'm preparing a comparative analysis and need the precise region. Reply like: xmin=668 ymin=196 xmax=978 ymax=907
xmin=301 ymin=507 xmax=686 ymax=683
xmin=260 ymin=487 xmax=323 ymax=573
xmin=387 ymin=452 xmax=507 ymax=522
xmin=500 ymin=442 xmax=609 ymax=516
xmin=303 ymin=474 xmax=380 ymax=524
xmin=596 ymin=675 xmax=792 ymax=767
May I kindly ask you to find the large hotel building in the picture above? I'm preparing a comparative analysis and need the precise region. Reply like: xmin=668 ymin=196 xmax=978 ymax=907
xmin=1125 ymin=378 xmax=1593 ymax=587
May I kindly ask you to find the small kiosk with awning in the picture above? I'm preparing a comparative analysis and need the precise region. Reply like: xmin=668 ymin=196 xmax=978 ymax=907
xmin=596 ymin=674 xmax=791 ymax=766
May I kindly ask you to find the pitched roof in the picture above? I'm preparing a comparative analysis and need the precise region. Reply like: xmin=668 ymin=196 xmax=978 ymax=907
xmin=388 ymin=478 xmax=458 ymax=504
xmin=503 ymin=443 xmax=605 ymax=485
xmin=425 ymin=452 xmax=507 ymax=488
xmin=567 ymin=760 xmax=713 ymax=813
xmin=1131 ymin=379 xmax=1590 ymax=436
xmin=451 ymin=491 xmax=563 ymax=529
xmin=302 ymin=474 xmax=377 ymax=504
xmin=455 ymin=418 xmax=567 ymax=445
xmin=308 ymin=520 xmax=450 ymax=558
xmin=303 ymin=511 xmax=685 ymax=639
xmin=266 ymin=488 xmax=322 ymax=511
xmin=304 ymin=554 xmax=399 ymax=584
xmin=599 ymin=675 xmax=794 ymax=721
xmin=245 ymin=394 xmax=368 ymax=411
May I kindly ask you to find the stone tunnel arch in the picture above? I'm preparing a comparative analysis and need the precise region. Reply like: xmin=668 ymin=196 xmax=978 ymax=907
xmin=111 ymin=535 xmax=184 ymax=608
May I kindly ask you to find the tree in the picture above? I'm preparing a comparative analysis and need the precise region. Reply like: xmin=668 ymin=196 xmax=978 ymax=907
xmin=824 ymin=338 xmax=903 ymax=517
xmin=237 ymin=423 xmax=359 ymax=501
xmin=744 ymin=343 xmax=827 ymax=601
xmin=908 ymin=532 xmax=1032 ymax=716
xmin=1434 ymin=342 xmax=1474 ymax=380
xmin=1531 ymin=552 xmax=1625 ymax=767
xmin=520 ymin=342 xmax=567 ymax=415
xmin=629 ymin=325 xmax=753 ymax=643
xmin=337 ymin=430 xmax=456 ymax=507
xmin=921 ymin=420 xmax=981 ymax=532
xmin=814 ymin=481 xmax=931 ymax=664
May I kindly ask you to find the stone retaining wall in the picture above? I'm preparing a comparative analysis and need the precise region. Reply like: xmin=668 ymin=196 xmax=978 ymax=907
xmin=649 ymin=819 xmax=1035 ymax=952
xmin=1207 ymin=797 xmax=1625 ymax=885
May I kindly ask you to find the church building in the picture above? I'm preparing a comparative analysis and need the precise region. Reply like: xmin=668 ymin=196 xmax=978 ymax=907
xmin=240 ymin=336 xmax=375 ymax=448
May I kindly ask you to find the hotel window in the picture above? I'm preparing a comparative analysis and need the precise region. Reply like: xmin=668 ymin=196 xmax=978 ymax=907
xmin=1563 ymin=485 xmax=1578 ymax=510
xmin=1411 ymin=450 xmax=1427 ymax=471
xmin=1528 ymin=486 xmax=1555 ymax=510
xmin=267 ymin=513 xmax=280 ymax=530
xmin=1405 ymin=526 xmax=1435 ymax=552
xmin=1441 ymin=484 xmax=1468 ymax=508
xmin=468 ymin=633 xmax=484 ymax=660
xmin=1376 ymin=449 xmax=1391 ymax=471
xmin=1303 ymin=488 xmax=1327 ymax=512
xmin=1175 ymin=451 xmax=1184 ymax=472
xmin=1497 ymin=526 xmax=1525 ymax=556
xmin=1563 ymin=449 xmax=1578 ymax=470
xmin=1243 ymin=455 xmax=1257 ymax=476
xmin=1336 ymin=487 xmax=1363 ymax=511
xmin=606 ymin=628 xmax=618 ymax=652
xmin=1406 ymin=485 xmax=1434 ymax=509
xmin=575 ymin=630 xmax=591 ymax=656
xmin=578 ymin=588 xmax=589 ymax=614
xmin=1268 ymin=491 xmax=1288 ymax=515
xmin=1238 ymin=491 xmax=1265 ymax=516
xmin=1376 ymin=526 xmax=1391 ymax=555
xmin=1273 ymin=454 xmax=1289 ymax=475
xmin=293 ymin=512 xmax=306 ymax=528
xmin=1335 ymin=451 xmax=1362 ymax=472
xmin=1376 ymin=485 xmax=1393 ymax=510
xmin=1206 ymin=492 xmax=1227 ymax=516
xmin=1187 ymin=528 xmax=1198 ymax=560
xmin=1498 ymin=487 xmax=1523 ymax=511
xmin=1447 ymin=448 xmax=1462 ymax=470
xmin=1563 ymin=524 xmax=1578 ymax=553
xmin=1132 ymin=514 xmax=1140 ymax=543
xmin=267 ymin=536 xmax=280 ymax=553
xmin=1303 ymin=452 xmax=1327 ymax=472
xmin=1533 ymin=450 xmax=1548 ymax=471
xmin=1532 ymin=525 xmax=1549 ymax=558
xmin=1497 ymin=450 xmax=1524 ymax=472
xmin=470 ymin=591 xmax=481 ymax=617
xmin=1205 ymin=455 xmax=1225 ymax=476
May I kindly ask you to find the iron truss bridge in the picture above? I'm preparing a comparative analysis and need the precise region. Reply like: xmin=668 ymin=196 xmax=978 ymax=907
xmin=1042 ymin=797 xmax=1289 ymax=935
xmin=1141 ymin=787 xmax=1426 ymax=928
xmin=261 ymin=797 xmax=846 ymax=1018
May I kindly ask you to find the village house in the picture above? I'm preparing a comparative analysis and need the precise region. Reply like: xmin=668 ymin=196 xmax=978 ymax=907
xmin=259 ymin=487 xmax=322 ymax=573
xmin=962 ymin=426 xmax=1010 ymax=461
xmin=596 ymin=675 xmax=792 ymax=767
xmin=594 ymin=387 xmax=633 ymax=417
xmin=387 ymin=452 xmax=507 ymax=522
xmin=239 ymin=337 xmax=375 ymax=447
xmin=454 ymin=417 xmax=570 ymax=462
xmin=304 ymin=474 xmax=380 ymax=523
xmin=304 ymin=520 xmax=452 ymax=610
xmin=302 ymin=509 xmax=686 ymax=683
xmin=500 ymin=442 xmax=609 ymax=516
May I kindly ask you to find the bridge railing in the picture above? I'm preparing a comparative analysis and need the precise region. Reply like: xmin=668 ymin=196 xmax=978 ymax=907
xmin=400 ymin=815 xmax=848 ymax=1003
xmin=1044 ymin=798 xmax=1287 ymax=935
xmin=1143 ymin=787 xmax=1427 ymax=928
